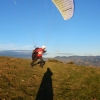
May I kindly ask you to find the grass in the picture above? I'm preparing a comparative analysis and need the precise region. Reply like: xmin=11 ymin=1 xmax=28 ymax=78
xmin=0 ymin=56 xmax=100 ymax=100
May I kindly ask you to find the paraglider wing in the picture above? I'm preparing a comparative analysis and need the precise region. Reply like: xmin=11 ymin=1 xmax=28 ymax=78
xmin=52 ymin=0 xmax=74 ymax=20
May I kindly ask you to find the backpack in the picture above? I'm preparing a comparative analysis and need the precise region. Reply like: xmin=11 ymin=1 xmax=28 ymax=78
xmin=35 ymin=47 xmax=39 ymax=52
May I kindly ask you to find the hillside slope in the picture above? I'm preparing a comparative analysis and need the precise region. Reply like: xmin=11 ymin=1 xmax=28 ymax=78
xmin=0 ymin=56 xmax=100 ymax=100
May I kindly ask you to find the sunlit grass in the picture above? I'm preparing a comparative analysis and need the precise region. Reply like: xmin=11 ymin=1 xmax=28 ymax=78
xmin=0 ymin=56 xmax=100 ymax=100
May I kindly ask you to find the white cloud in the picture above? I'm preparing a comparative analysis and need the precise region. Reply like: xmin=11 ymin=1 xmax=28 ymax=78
xmin=0 ymin=43 xmax=34 ymax=50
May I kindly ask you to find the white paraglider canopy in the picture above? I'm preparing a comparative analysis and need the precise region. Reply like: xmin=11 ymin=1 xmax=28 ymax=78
xmin=52 ymin=0 xmax=74 ymax=20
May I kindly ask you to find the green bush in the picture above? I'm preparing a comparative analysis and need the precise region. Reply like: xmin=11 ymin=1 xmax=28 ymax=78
xmin=48 ymin=59 xmax=63 ymax=63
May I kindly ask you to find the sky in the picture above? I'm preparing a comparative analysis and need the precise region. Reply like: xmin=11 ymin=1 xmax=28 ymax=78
xmin=0 ymin=0 xmax=100 ymax=57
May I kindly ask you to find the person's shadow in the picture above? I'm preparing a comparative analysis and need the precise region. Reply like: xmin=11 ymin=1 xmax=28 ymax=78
xmin=35 ymin=68 xmax=54 ymax=100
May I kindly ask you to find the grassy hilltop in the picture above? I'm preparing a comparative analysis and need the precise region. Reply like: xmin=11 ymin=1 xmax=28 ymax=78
xmin=0 ymin=56 xmax=100 ymax=100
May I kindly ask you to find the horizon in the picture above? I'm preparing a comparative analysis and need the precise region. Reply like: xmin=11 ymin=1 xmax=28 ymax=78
xmin=0 ymin=50 xmax=100 ymax=59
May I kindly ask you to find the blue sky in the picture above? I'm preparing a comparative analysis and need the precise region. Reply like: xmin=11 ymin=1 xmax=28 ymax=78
xmin=0 ymin=0 xmax=100 ymax=57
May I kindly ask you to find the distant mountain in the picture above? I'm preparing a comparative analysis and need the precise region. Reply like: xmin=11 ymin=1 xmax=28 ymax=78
xmin=54 ymin=56 xmax=100 ymax=67
xmin=0 ymin=50 xmax=32 ymax=59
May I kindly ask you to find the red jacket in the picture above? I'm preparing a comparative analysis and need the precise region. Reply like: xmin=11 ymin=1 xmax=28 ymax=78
xmin=35 ymin=48 xmax=44 ymax=57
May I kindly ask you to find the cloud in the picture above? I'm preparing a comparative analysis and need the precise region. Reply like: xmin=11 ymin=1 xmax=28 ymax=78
xmin=54 ymin=50 xmax=61 ymax=53
xmin=0 ymin=49 xmax=50 ymax=58
xmin=0 ymin=43 xmax=34 ymax=50
xmin=42 ymin=52 xmax=77 ymax=58
xmin=85 ymin=54 xmax=93 ymax=56
xmin=56 ymin=53 xmax=76 ymax=56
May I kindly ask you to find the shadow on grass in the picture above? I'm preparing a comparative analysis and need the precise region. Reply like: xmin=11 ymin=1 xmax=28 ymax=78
xmin=35 ymin=68 xmax=54 ymax=100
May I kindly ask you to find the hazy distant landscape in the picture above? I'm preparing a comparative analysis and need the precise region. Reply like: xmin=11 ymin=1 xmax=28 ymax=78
xmin=0 ymin=50 xmax=100 ymax=67
xmin=0 ymin=50 xmax=32 ymax=59
xmin=54 ymin=56 xmax=100 ymax=67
